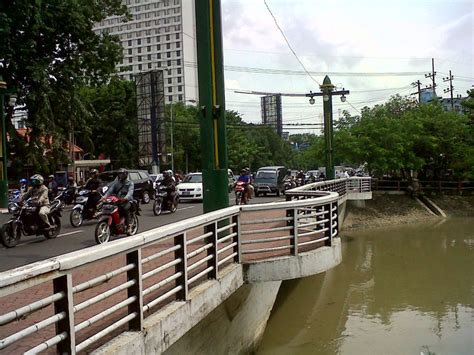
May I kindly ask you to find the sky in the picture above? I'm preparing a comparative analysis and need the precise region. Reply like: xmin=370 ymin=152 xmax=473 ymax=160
xmin=218 ymin=0 xmax=474 ymax=134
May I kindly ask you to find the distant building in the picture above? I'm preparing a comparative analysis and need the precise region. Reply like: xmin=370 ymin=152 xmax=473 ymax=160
xmin=420 ymin=88 xmax=438 ymax=103
xmin=440 ymin=96 xmax=467 ymax=114
xmin=11 ymin=110 xmax=27 ymax=129
xmin=93 ymin=0 xmax=198 ymax=104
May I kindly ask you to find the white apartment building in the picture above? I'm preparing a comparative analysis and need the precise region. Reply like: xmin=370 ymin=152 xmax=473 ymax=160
xmin=93 ymin=0 xmax=198 ymax=103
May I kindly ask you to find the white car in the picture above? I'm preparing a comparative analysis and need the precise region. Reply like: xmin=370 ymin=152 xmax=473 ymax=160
xmin=177 ymin=173 xmax=203 ymax=201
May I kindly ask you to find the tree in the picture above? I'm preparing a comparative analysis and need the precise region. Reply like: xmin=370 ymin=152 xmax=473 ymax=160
xmin=78 ymin=78 xmax=138 ymax=168
xmin=0 ymin=0 xmax=129 ymax=171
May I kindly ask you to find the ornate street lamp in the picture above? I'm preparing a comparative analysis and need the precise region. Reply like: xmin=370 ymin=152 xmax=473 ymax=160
xmin=306 ymin=75 xmax=349 ymax=180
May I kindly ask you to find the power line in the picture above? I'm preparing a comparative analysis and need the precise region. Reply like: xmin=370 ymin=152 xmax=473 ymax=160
xmin=263 ymin=0 xmax=320 ymax=86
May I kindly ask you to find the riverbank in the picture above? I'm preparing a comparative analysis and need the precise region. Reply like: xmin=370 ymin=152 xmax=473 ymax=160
xmin=342 ymin=193 xmax=474 ymax=230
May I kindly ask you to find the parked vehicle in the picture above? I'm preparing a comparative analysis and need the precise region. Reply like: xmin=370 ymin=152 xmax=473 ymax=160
xmin=254 ymin=166 xmax=288 ymax=197
xmin=177 ymin=173 xmax=203 ymax=201
xmin=234 ymin=181 xmax=248 ymax=205
xmin=153 ymin=185 xmax=179 ymax=215
xmin=94 ymin=195 xmax=141 ymax=244
xmin=0 ymin=197 xmax=63 ymax=248
xmin=98 ymin=170 xmax=154 ymax=204
xmin=8 ymin=190 xmax=21 ymax=214
xmin=69 ymin=187 xmax=107 ymax=227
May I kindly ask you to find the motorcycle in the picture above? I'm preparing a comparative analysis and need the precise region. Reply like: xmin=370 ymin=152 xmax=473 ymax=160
xmin=234 ymin=181 xmax=248 ymax=205
xmin=283 ymin=178 xmax=296 ymax=191
xmin=94 ymin=195 xmax=141 ymax=244
xmin=8 ymin=190 xmax=21 ymax=214
xmin=69 ymin=187 xmax=105 ymax=227
xmin=56 ymin=186 xmax=76 ymax=206
xmin=153 ymin=185 xmax=178 ymax=216
xmin=0 ymin=198 xmax=63 ymax=248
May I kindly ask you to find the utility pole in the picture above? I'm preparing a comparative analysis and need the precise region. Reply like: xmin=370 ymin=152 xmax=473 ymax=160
xmin=425 ymin=58 xmax=437 ymax=98
xmin=411 ymin=80 xmax=422 ymax=103
xmin=443 ymin=70 xmax=454 ymax=110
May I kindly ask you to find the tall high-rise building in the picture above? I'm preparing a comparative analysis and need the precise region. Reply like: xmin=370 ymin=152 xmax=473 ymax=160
xmin=93 ymin=0 xmax=198 ymax=103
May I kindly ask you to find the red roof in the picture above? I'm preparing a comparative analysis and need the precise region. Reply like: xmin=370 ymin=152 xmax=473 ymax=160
xmin=14 ymin=128 xmax=83 ymax=153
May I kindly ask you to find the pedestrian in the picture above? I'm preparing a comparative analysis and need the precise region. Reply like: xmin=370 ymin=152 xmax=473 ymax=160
xmin=47 ymin=174 xmax=58 ymax=200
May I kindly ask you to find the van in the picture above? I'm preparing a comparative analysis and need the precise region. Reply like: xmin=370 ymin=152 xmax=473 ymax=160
xmin=254 ymin=166 xmax=287 ymax=197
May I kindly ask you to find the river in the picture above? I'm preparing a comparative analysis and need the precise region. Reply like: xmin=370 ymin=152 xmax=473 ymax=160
xmin=257 ymin=217 xmax=474 ymax=355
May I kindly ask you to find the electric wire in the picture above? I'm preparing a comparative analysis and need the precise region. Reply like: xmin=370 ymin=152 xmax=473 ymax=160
xmin=263 ymin=0 xmax=320 ymax=86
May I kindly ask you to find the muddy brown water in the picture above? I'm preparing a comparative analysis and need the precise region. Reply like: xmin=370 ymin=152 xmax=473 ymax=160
xmin=257 ymin=217 xmax=474 ymax=355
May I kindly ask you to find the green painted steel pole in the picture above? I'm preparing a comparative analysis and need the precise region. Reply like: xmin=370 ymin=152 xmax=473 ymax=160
xmin=321 ymin=75 xmax=335 ymax=180
xmin=0 ymin=76 xmax=8 ymax=208
xmin=195 ymin=0 xmax=229 ymax=213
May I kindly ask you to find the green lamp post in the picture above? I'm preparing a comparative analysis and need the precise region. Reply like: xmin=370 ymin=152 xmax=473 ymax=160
xmin=194 ymin=0 xmax=229 ymax=213
xmin=306 ymin=75 xmax=349 ymax=180
xmin=0 ymin=75 xmax=14 ymax=208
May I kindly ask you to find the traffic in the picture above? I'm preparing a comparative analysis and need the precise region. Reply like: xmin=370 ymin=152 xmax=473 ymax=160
xmin=2 ymin=166 xmax=357 ymax=250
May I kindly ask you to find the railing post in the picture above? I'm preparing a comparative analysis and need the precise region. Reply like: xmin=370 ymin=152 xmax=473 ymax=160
xmin=325 ymin=203 xmax=334 ymax=246
xmin=53 ymin=274 xmax=75 ymax=354
xmin=126 ymin=249 xmax=143 ymax=331
xmin=232 ymin=214 xmax=241 ymax=263
xmin=175 ymin=233 xmax=188 ymax=300
xmin=291 ymin=208 xmax=298 ymax=255
xmin=206 ymin=222 xmax=218 ymax=279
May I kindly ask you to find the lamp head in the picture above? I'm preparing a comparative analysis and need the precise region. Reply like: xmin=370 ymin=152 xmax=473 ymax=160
xmin=323 ymin=94 xmax=330 ymax=102
xmin=309 ymin=97 xmax=315 ymax=105
xmin=340 ymin=94 xmax=346 ymax=103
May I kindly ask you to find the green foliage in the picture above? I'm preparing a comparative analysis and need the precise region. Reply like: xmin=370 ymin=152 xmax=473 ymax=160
xmin=1 ymin=0 xmax=129 ymax=171
xmin=77 ymin=78 xmax=138 ymax=168
xmin=332 ymin=95 xmax=473 ymax=180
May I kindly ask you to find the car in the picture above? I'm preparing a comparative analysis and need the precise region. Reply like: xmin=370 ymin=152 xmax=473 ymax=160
xmin=98 ymin=169 xmax=154 ymax=204
xmin=177 ymin=173 xmax=203 ymax=201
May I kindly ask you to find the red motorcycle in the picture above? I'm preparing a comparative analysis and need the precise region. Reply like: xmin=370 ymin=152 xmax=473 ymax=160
xmin=94 ymin=195 xmax=141 ymax=244
xmin=234 ymin=181 xmax=248 ymax=205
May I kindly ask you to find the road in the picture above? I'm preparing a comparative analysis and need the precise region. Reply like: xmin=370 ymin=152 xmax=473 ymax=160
xmin=0 ymin=193 xmax=282 ymax=271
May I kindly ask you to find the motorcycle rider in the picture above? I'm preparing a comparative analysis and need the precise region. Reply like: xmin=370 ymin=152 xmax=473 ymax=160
xmin=236 ymin=169 xmax=250 ymax=203
xmin=103 ymin=168 xmax=134 ymax=233
xmin=20 ymin=174 xmax=51 ymax=230
xmin=84 ymin=169 xmax=103 ymax=215
xmin=160 ymin=170 xmax=176 ymax=208
xmin=19 ymin=178 xmax=28 ymax=194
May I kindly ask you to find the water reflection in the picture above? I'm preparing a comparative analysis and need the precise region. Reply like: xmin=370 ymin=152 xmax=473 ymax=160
xmin=257 ymin=218 xmax=474 ymax=355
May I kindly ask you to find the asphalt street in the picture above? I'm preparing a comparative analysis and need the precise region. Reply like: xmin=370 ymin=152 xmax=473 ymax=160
xmin=0 ymin=193 xmax=282 ymax=271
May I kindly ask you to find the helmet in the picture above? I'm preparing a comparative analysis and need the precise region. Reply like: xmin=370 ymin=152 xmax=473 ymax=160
xmin=163 ymin=170 xmax=172 ymax=178
xmin=118 ymin=168 xmax=128 ymax=181
xmin=48 ymin=175 xmax=54 ymax=179
xmin=31 ymin=174 xmax=44 ymax=186
xmin=90 ymin=168 xmax=98 ymax=176
xmin=19 ymin=178 xmax=27 ymax=184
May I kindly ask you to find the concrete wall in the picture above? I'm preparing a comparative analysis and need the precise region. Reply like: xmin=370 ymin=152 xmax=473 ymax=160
xmin=164 ymin=281 xmax=282 ymax=355
xmin=244 ymin=238 xmax=342 ymax=283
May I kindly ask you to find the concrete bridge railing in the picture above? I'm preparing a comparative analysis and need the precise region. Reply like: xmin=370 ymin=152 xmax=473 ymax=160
xmin=0 ymin=177 xmax=371 ymax=354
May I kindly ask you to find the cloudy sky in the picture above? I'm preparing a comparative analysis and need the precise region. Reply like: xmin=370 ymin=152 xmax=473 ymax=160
xmin=219 ymin=0 xmax=473 ymax=134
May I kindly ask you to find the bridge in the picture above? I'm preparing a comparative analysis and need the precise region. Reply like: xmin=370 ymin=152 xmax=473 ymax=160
xmin=0 ymin=177 xmax=371 ymax=354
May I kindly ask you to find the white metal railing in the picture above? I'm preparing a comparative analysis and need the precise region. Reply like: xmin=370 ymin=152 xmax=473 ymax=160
xmin=0 ymin=177 xmax=371 ymax=354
